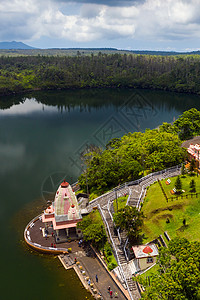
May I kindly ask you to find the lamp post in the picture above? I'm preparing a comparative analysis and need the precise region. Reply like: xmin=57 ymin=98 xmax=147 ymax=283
xmin=143 ymin=159 xmax=145 ymax=177
xmin=141 ymin=152 xmax=145 ymax=177
xmin=81 ymin=161 xmax=89 ymax=195
xmin=86 ymin=170 xmax=89 ymax=195
xmin=115 ymin=189 xmax=118 ymax=212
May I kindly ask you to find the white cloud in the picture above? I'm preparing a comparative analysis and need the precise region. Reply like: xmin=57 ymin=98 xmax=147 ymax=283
xmin=1 ymin=0 xmax=200 ymax=49
xmin=135 ymin=0 xmax=200 ymax=42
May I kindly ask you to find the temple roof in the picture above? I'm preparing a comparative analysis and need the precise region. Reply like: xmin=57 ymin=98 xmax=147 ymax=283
xmin=61 ymin=180 xmax=69 ymax=188
xmin=54 ymin=181 xmax=81 ymax=222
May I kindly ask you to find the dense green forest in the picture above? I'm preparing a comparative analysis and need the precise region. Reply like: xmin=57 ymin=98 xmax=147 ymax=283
xmin=139 ymin=238 xmax=200 ymax=299
xmin=79 ymin=108 xmax=200 ymax=194
xmin=78 ymin=129 xmax=186 ymax=193
xmin=1 ymin=53 xmax=200 ymax=95
xmin=160 ymin=108 xmax=200 ymax=140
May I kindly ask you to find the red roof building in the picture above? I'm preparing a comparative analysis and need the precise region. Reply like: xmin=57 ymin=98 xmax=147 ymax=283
xmin=187 ymin=143 xmax=200 ymax=168
xmin=132 ymin=244 xmax=159 ymax=271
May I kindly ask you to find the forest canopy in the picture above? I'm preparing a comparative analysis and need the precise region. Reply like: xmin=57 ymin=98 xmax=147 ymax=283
xmin=2 ymin=53 xmax=200 ymax=95
xmin=78 ymin=128 xmax=186 ymax=193
xmin=140 ymin=238 xmax=200 ymax=300
xmin=159 ymin=108 xmax=200 ymax=140
xmin=78 ymin=108 xmax=200 ymax=193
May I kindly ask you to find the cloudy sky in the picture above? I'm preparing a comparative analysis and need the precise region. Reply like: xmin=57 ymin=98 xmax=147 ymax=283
xmin=1 ymin=0 xmax=200 ymax=51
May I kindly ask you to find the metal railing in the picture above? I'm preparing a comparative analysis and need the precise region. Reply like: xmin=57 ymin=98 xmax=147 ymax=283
xmin=136 ymin=187 xmax=145 ymax=210
xmin=104 ymin=165 xmax=181 ymax=268
xmin=98 ymin=204 xmax=134 ymax=300
xmin=126 ymin=188 xmax=132 ymax=206
xmin=87 ymin=164 xmax=181 ymax=211
xmin=24 ymin=214 xmax=68 ymax=253
xmin=123 ymin=238 xmax=129 ymax=262
xmin=107 ymin=198 xmax=114 ymax=221
xmin=117 ymin=228 xmax=121 ymax=245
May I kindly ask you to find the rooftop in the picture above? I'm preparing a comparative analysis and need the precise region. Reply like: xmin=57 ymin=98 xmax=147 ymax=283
xmin=132 ymin=243 xmax=159 ymax=259
xmin=182 ymin=136 xmax=200 ymax=148
xmin=54 ymin=180 xmax=81 ymax=221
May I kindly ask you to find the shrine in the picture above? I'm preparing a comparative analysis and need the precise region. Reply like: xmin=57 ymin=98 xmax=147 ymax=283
xmin=42 ymin=180 xmax=82 ymax=242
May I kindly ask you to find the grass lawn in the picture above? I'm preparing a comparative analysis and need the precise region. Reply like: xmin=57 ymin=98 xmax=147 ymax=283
xmin=113 ymin=196 xmax=128 ymax=213
xmin=137 ymin=263 xmax=159 ymax=281
xmin=141 ymin=174 xmax=200 ymax=243
xmin=89 ymin=209 xmax=104 ymax=224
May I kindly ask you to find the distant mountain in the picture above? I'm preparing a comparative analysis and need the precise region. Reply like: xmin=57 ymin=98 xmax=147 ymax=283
xmin=0 ymin=41 xmax=36 ymax=49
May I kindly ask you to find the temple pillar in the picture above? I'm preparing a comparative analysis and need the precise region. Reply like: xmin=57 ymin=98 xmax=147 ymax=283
xmin=65 ymin=228 xmax=69 ymax=236
xmin=56 ymin=229 xmax=59 ymax=236
xmin=76 ymin=228 xmax=82 ymax=238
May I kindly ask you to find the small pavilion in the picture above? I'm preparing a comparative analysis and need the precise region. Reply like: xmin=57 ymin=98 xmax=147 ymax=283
xmin=42 ymin=180 xmax=82 ymax=242
xmin=132 ymin=244 xmax=159 ymax=271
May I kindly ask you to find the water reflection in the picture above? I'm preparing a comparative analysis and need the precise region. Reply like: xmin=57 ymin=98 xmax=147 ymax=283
xmin=0 ymin=98 xmax=54 ymax=115
xmin=1 ymin=88 xmax=200 ymax=115
xmin=1 ymin=88 xmax=200 ymax=300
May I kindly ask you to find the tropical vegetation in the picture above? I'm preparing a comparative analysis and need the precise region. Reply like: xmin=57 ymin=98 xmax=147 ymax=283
xmin=2 ymin=54 xmax=200 ymax=95
xmin=159 ymin=108 xmax=200 ymax=140
xmin=78 ymin=108 xmax=200 ymax=194
xmin=78 ymin=129 xmax=186 ymax=194
xmin=113 ymin=206 xmax=144 ymax=243
xmin=139 ymin=238 xmax=200 ymax=299
xmin=77 ymin=210 xmax=117 ymax=270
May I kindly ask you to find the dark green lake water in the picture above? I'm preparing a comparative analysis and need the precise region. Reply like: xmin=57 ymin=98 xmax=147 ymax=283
xmin=1 ymin=88 xmax=200 ymax=300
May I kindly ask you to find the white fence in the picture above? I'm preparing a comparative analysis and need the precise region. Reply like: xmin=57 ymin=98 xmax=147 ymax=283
xmin=98 ymin=204 xmax=134 ymax=300
xmin=87 ymin=164 xmax=181 ymax=212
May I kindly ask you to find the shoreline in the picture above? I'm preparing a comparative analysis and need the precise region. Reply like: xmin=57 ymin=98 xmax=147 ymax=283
xmin=24 ymin=214 xmax=130 ymax=299
xmin=1 ymin=84 xmax=200 ymax=98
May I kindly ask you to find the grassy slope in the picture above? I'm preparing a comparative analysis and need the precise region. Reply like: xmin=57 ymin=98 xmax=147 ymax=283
xmin=141 ymin=174 xmax=200 ymax=243
xmin=88 ymin=210 xmax=117 ymax=270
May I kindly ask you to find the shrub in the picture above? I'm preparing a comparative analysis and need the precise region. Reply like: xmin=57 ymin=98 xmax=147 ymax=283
xmin=108 ymin=261 xmax=118 ymax=271
xmin=189 ymin=179 xmax=196 ymax=192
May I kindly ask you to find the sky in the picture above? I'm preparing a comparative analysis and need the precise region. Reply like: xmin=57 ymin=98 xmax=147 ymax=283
xmin=1 ymin=0 xmax=200 ymax=51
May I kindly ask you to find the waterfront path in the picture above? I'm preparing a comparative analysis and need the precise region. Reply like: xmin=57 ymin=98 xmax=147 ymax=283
xmin=79 ymin=256 xmax=126 ymax=299
xmin=60 ymin=241 xmax=128 ymax=299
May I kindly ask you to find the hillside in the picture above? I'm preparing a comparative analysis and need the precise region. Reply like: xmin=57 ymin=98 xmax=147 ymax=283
xmin=0 ymin=41 xmax=35 ymax=50
xmin=141 ymin=174 xmax=200 ymax=242
xmin=2 ymin=53 xmax=200 ymax=96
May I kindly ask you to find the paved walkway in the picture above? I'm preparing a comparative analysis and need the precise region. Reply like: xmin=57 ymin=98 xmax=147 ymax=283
xmin=79 ymin=255 xmax=126 ymax=299
xmin=61 ymin=242 xmax=128 ymax=300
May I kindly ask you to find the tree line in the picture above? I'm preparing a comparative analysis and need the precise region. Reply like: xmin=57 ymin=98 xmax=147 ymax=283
xmin=78 ymin=108 xmax=200 ymax=194
xmin=78 ymin=129 xmax=186 ymax=194
xmin=2 ymin=53 xmax=200 ymax=95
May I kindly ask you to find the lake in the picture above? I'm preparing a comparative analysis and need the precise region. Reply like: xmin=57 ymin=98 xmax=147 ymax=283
xmin=1 ymin=88 xmax=200 ymax=300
